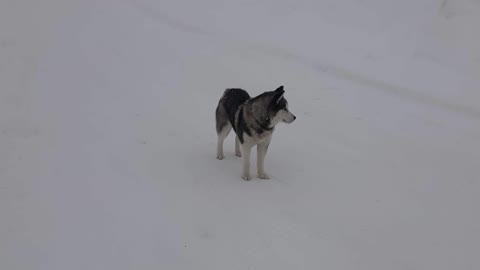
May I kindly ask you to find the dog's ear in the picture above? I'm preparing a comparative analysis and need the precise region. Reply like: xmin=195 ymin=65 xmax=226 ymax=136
xmin=273 ymin=85 xmax=285 ymax=104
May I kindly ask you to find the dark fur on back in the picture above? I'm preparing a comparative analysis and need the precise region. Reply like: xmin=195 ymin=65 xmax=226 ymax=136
xmin=222 ymin=88 xmax=250 ymax=128
xmin=215 ymin=88 xmax=250 ymax=135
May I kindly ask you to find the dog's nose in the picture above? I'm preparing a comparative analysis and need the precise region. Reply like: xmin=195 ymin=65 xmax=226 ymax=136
xmin=293 ymin=115 xmax=296 ymax=120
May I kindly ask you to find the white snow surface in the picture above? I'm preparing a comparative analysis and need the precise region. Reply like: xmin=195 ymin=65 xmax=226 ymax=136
xmin=1 ymin=0 xmax=479 ymax=269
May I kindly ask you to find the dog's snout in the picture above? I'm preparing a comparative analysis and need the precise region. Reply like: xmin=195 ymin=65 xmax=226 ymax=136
xmin=293 ymin=115 xmax=296 ymax=120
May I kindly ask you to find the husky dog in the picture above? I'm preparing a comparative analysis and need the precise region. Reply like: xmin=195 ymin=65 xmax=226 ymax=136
xmin=215 ymin=86 xmax=296 ymax=180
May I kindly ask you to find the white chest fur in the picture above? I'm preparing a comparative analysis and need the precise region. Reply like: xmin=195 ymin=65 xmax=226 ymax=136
xmin=243 ymin=129 xmax=273 ymax=146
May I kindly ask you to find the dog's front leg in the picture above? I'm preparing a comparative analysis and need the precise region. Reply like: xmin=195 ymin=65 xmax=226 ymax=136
xmin=257 ymin=140 xmax=271 ymax=179
xmin=241 ymin=144 xmax=252 ymax=180
xmin=235 ymin=136 xmax=242 ymax=157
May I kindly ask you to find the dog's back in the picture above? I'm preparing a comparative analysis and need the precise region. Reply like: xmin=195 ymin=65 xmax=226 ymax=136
xmin=220 ymin=88 xmax=250 ymax=121
xmin=216 ymin=88 xmax=250 ymax=132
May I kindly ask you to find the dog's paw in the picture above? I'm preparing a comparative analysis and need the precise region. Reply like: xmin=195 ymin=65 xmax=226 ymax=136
xmin=216 ymin=153 xmax=224 ymax=160
xmin=258 ymin=173 xmax=270 ymax=179
xmin=242 ymin=174 xmax=252 ymax=181
xmin=235 ymin=152 xmax=242 ymax=157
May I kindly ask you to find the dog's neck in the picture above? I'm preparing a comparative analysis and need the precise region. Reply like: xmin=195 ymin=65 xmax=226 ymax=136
xmin=254 ymin=118 xmax=274 ymax=132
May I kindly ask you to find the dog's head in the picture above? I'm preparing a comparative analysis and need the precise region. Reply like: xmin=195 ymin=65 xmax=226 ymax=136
xmin=269 ymin=85 xmax=296 ymax=125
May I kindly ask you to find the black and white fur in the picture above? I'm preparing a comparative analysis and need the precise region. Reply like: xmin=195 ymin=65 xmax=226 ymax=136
xmin=215 ymin=85 xmax=296 ymax=180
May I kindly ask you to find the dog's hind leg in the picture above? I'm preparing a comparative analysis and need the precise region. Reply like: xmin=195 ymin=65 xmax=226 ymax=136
xmin=216 ymin=104 xmax=231 ymax=160
xmin=235 ymin=136 xmax=242 ymax=157
xmin=216 ymin=123 xmax=231 ymax=160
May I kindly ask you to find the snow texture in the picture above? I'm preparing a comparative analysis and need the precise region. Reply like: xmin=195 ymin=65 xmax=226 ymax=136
xmin=1 ymin=0 xmax=479 ymax=269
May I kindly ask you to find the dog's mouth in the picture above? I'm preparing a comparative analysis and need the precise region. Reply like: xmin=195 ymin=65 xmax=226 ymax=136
xmin=283 ymin=116 xmax=296 ymax=123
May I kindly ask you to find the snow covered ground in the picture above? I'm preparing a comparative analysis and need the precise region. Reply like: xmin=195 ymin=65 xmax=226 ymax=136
xmin=1 ymin=0 xmax=479 ymax=269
